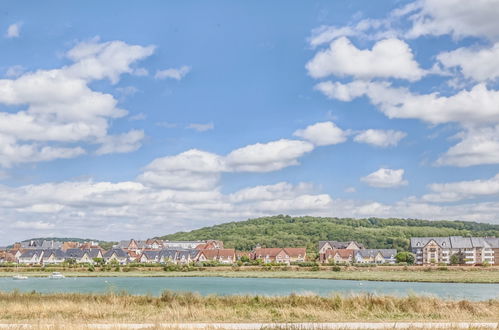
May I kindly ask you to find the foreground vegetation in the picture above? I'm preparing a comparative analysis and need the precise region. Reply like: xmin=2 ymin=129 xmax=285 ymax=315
xmin=0 ymin=290 xmax=497 ymax=323
xmin=1 ymin=265 xmax=498 ymax=283
xmin=158 ymin=215 xmax=499 ymax=252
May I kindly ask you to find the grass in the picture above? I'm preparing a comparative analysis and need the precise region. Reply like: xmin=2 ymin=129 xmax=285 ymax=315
xmin=0 ymin=290 xmax=497 ymax=324
xmin=1 ymin=266 xmax=498 ymax=283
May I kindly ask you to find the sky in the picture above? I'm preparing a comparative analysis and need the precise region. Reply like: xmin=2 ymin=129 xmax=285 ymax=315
xmin=1 ymin=0 xmax=499 ymax=244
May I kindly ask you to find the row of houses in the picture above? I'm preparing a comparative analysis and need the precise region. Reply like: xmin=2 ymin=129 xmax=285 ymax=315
xmin=410 ymin=236 xmax=499 ymax=265
xmin=3 ymin=236 xmax=498 ymax=266
xmin=318 ymin=241 xmax=397 ymax=264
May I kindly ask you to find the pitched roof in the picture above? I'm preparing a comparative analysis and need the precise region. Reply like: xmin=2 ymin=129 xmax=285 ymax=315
xmin=324 ymin=249 xmax=355 ymax=259
xmin=319 ymin=241 xmax=364 ymax=250
xmin=410 ymin=237 xmax=451 ymax=248
xmin=357 ymin=249 xmax=397 ymax=258
xmin=282 ymin=248 xmax=306 ymax=257
xmin=485 ymin=237 xmax=499 ymax=248
xmin=103 ymin=249 xmax=128 ymax=258
xmin=253 ymin=248 xmax=283 ymax=257
xmin=199 ymin=249 xmax=235 ymax=259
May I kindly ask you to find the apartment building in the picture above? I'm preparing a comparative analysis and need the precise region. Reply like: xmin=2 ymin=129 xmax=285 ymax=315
xmin=410 ymin=236 xmax=497 ymax=265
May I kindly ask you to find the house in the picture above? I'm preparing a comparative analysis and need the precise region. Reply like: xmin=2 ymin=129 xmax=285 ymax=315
xmin=410 ymin=236 xmax=497 ymax=265
xmin=195 ymin=240 xmax=224 ymax=250
xmin=65 ymin=248 xmax=103 ymax=264
xmin=20 ymin=240 xmax=63 ymax=250
xmin=322 ymin=249 xmax=355 ymax=264
xmin=252 ymin=247 xmax=307 ymax=265
xmin=318 ymin=241 xmax=364 ymax=263
xmin=0 ymin=251 xmax=16 ymax=263
xmin=175 ymin=249 xmax=200 ymax=264
xmin=283 ymin=248 xmax=306 ymax=263
xmin=61 ymin=242 xmax=80 ymax=251
xmin=18 ymin=250 xmax=44 ymax=264
xmin=160 ymin=249 xmax=179 ymax=264
xmin=41 ymin=249 xmax=66 ymax=265
xmin=197 ymin=249 xmax=236 ymax=264
xmin=355 ymin=249 xmax=397 ymax=264
xmin=139 ymin=250 xmax=161 ymax=263
xmin=103 ymin=249 xmax=129 ymax=265
xmin=145 ymin=239 xmax=164 ymax=250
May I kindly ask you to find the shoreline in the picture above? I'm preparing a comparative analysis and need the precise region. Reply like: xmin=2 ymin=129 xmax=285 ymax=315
xmin=1 ymin=266 xmax=499 ymax=283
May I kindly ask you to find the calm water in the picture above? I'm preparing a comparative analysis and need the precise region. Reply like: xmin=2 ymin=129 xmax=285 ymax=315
xmin=0 ymin=277 xmax=498 ymax=301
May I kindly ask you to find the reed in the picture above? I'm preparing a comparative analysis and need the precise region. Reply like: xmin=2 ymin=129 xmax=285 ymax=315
xmin=0 ymin=291 xmax=497 ymax=323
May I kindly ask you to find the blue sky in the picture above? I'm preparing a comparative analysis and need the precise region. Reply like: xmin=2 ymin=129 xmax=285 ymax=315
xmin=1 ymin=0 xmax=499 ymax=244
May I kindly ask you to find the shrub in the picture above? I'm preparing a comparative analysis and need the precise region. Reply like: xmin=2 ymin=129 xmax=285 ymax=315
xmin=332 ymin=266 xmax=341 ymax=272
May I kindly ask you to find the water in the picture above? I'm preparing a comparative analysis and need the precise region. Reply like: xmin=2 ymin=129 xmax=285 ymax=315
xmin=0 ymin=276 xmax=497 ymax=301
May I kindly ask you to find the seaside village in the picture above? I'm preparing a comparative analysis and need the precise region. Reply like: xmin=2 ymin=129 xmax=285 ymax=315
xmin=0 ymin=235 xmax=498 ymax=266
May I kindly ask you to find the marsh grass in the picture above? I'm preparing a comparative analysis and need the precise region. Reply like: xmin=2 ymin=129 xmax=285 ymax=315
xmin=0 ymin=291 xmax=497 ymax=324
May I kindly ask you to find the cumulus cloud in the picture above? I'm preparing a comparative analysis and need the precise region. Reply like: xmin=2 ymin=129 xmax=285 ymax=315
xmin=0 ymin=38 xmax=154 ymax=167
xmin=361 ymin=168 xmax=408 ymax=188
xmin=421 ymin=173 xmax=499 ymax=203
xmin=187 ymin=122 xmax=214 ymax=132
xmin=95 ymin=130 xmax=145 ymax=155
xmin=437 ymin=43 xmax=499 ymax=82
xmin=354 ymin=129 xmax=406 ymax=147
xmin=293 ymin=121 xmax=347 ymax=146
xmin=155 ymin=66 xmax=191 ymax=80
xmin=436 ymin=126 xmax=499 ymax=167
xmin=306 ymin=37 xmax=425 ymax=81
xmin=226 ymin=139 xmax=314 ymax=172
xmin=5 ymin=23 xmax=21 ymax=38
xmin=316 ymin=81 xmax=499 ymax=126
xmin=407 ymin=0 xmax=499 ymax=41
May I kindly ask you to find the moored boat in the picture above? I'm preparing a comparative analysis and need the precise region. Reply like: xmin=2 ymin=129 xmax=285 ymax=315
xmin=48 ymin=272 xmax=65 ymax=279
xmin=12 ymin=274 xmax=28 ymax=280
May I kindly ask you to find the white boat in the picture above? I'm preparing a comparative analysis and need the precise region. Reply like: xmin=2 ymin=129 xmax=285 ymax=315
xmin=12 ymin=274 xmax=28 ymax=280
xmin=48 ymin=272 xmax=65 ymax=279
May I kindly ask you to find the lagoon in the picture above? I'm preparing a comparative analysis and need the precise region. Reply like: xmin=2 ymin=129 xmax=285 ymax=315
xmin=1 ymin=276 xmax=498 ymax=301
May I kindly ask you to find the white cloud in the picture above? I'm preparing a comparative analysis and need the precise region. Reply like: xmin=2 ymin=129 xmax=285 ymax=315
xmin=293 ymin=121 xmax=347 ymax=146
xmin=12 ymin=221 xmax=54 ymax=230
xmin=5 ymin=65 xmax=25 ymax=78
xmin=307 ymin=37 xmax=425 ymax=81
xmin=226 ymin=139 xmax=314 ymax=172
xmin=316 ymin=81 xmax=499 ymax=126
xmin=0 ymin=38 xmax=155 ymax=167
xmin=407 ymin=0 xmax=499 ymax=41
xmin=436 ymin=126 xmax=499 ymax=167
xmin=421 ymin=173 xmax=499 ymax=203
xmin=354 ymin=129 xmax=406 ymax=147
xmin=155 ymin=66 xmax=191 ymax=80
xmin=96 ymin=130 xmax=145 ymax=155
xmin=437 ymin=43 xmax=499 ymax=82
xmin=361 ymin=168 xmax=408 ymax=188
xmin=5 ymin=23 xmax=21 ymax=38
xmin=187 ymin=122 xmax=214 ymax=132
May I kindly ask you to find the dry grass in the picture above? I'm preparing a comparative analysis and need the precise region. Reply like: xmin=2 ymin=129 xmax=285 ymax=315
xmin=0 ymin=291 xmax=497 ymax=324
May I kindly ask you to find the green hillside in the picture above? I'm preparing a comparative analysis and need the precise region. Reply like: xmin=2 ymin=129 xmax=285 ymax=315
xmin=158 ymin=215 xmax=499 ymax=252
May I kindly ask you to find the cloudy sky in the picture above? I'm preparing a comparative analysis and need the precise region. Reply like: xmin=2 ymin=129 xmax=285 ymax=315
xmin=1 ymin=0 xmax=499 ymax=244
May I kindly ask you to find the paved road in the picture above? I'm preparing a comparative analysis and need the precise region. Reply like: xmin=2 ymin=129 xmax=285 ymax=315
xmin=0 ymin=323 xmax=498 ymax=329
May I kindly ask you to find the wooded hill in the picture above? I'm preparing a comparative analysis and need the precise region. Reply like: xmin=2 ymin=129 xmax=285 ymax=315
xmin=158 ymin=215 xmax=499 ymax=252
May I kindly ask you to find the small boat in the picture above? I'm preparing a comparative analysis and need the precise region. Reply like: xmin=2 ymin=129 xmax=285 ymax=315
xmin=48 ymin=272 xmax=65 ymax=279
xmin=12 ymin=274 xmax=28 ymax=280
